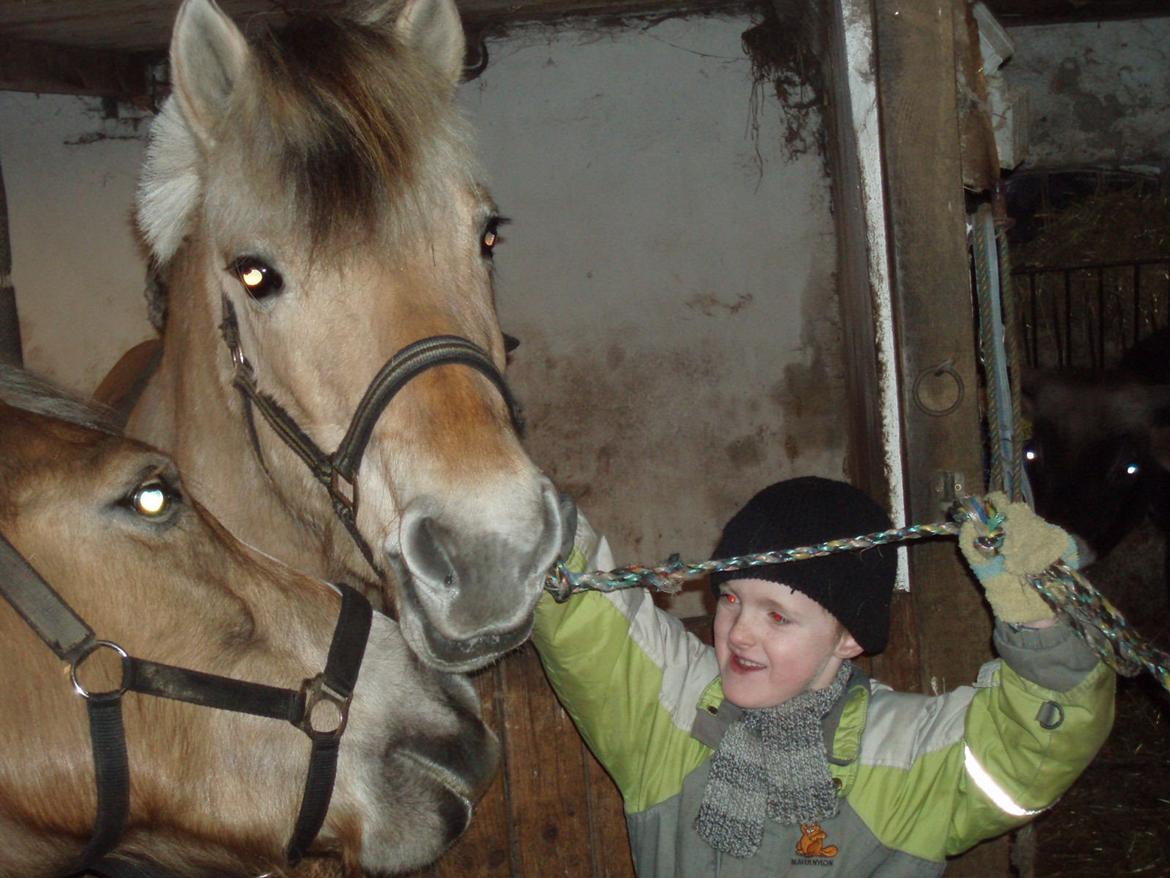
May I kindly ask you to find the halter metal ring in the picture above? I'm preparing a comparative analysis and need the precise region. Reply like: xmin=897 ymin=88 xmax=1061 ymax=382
xmin=299 ymin=673 xmax=351 ymax=741
xmin=71 ymin=640 xmax=131 ymax=701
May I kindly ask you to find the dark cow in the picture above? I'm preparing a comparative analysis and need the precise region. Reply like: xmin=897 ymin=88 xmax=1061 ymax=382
xmin=1022 ymin=328 xmax=1170 ymax=590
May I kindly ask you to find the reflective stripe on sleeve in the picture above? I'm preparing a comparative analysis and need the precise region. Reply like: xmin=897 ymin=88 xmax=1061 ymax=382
xmin=963 ymin=744 xmax=1046 ymax=817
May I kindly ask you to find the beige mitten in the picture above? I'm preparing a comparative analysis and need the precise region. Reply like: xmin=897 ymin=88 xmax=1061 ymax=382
xmin=958 ymin=493 xmax=1078 ymax=624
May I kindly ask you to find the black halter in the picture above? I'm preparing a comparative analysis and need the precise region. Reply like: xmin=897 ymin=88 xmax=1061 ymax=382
xmin=218 ymin=295 xmax=521 ymax=576
xmin=0 ymin=531 xmax=372 ymax=875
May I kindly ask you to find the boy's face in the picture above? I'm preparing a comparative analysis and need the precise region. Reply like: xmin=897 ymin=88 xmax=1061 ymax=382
xmin=713 ymin=578 xmax=863 ymax=709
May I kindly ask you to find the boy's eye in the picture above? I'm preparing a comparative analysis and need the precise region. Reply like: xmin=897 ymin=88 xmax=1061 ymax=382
xmin=769 ymin=611 xmax=787 ymax=625
xmin=720 ymin=591 xmax=738 ymax=605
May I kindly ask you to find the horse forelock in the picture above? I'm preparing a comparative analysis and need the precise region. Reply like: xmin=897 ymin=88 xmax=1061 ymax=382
xmin=246 ymin=15 xmax=475 ymax=247
xmin=140 ymin=10 xmax=478 ymax=270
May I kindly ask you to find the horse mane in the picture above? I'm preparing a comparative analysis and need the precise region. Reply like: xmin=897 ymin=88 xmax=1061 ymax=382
xmin=0 ymin=365 xmax=120 ymax=435
xmin=137 ymin=9 xmax=478 ymax=271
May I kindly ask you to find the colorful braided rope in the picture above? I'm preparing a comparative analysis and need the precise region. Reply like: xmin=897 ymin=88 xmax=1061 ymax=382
xmin=544 ymin=497 xmax=1170 ymax=694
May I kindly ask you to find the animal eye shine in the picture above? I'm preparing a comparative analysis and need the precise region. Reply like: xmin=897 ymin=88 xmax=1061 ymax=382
xmin=130 ymin=481 xmax=173 ymax=519
xmin=481 ymin=216 xmax=509 ymax=258
xmin=230 ymin=256 xmax=284 ymax=300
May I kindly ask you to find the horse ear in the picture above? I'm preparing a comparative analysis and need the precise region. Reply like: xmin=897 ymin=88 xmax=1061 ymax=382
xmin=394 ymin=0 xmax=466 ymax=88
xmin=169 ymin=0 xmax=251 ymax=147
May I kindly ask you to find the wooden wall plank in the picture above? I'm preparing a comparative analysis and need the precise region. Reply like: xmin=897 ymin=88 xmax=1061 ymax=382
xmin=501 ymin=643 xmax=597 ymax=876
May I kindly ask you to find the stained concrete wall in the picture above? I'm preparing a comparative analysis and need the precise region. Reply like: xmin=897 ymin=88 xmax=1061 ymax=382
xmin=0 ymin=13 xmax=842 ymax=615
xmin=1003 ymin=16 xmax=1170 ymax=169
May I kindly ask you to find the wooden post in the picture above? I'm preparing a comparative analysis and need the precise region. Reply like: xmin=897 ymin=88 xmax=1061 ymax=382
xmin=873 ymin=0 xmax=1008 ymax=874
xmin=0 ymin=158 xmax=22 ymax=367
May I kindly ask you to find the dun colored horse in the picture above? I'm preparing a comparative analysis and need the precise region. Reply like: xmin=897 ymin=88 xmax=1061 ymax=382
xmin=0 ymin=367 xmax=497 ymax=878
xmin=126 ymin=0 xmax=570 ymax=673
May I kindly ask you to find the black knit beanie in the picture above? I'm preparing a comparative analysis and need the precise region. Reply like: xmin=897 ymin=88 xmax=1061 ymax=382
xmin=709 ymin=477 xmax=896 ymax=654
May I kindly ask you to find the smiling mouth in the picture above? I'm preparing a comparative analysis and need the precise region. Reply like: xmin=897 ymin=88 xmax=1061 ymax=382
xmin=730 ymin=654 xmax=765 ymax=672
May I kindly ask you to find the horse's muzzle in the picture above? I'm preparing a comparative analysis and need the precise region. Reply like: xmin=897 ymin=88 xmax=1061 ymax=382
xmin=391 ymin=479 xmax=567 ymax=672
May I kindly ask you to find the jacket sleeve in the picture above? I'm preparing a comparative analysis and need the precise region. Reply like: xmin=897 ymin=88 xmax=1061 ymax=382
xmin=531 ymin=513 xmax=718 ymax=813
xmin=945 ymin=621 xmax=1115 ymax=853
xmin=847 ymin=620 xmax=1115 ymax=861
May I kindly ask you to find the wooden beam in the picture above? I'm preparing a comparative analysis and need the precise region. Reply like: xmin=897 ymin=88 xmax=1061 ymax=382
xmin=0 ymin=35 xmax=151 ymax=99
xmin=461 ymin=0 xmax=751 ymax=27
xmin=873 ymin=0 xmax=1007 ymax=871
xmin=982 ymin=0 xmax=1170 ymax=25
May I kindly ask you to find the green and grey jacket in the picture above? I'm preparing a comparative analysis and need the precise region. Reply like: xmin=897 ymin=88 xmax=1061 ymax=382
xmin=533 ymin=529 xmax=1115 ymax=877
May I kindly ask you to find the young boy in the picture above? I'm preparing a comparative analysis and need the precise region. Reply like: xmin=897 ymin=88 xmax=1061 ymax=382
xmin=534 ymin=477 xmax=1115 ymax=877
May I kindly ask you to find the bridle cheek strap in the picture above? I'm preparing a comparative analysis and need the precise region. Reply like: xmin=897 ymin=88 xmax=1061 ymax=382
xmin=0 ymin=533 xmax=372 ymax=873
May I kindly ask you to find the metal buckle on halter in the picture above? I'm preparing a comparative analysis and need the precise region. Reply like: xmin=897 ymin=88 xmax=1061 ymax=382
xmin=330 ymin=469 xmax=359 ymax=519
xmin=299 ymin=673 xmax=352 ymax=741
xmin=71 ymin=640 xmax=131 ymax=701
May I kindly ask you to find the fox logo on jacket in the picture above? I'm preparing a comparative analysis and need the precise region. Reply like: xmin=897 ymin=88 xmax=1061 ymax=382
xmin=793 ymin=822 xmax=839 ymax=865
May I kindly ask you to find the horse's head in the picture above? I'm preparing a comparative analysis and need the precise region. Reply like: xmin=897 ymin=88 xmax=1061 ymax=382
xmin=136 ymin=0 xmax=570 ymax=671
xmin=0 ymin=373 xmax=499 ymax=876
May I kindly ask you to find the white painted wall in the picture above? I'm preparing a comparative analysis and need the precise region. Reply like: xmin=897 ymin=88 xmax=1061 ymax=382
xmin=0 ymin=92 xmax=152 ymax=387
xmin=1004 ymin=16 xmax=1170 ymax=169
xmin=1 ymin=13 xmax=843 ymax=616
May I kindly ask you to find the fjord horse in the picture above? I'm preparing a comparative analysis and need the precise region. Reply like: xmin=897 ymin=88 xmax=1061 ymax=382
xmin=0 ymin=368 xmax=497 ymax=877
xmin=127 ymin=0 xmax=569 ymax=673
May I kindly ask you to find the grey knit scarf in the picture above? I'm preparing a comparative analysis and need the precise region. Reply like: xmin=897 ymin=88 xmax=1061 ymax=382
xmin=695 ymin=662 xmax=851 ymax=858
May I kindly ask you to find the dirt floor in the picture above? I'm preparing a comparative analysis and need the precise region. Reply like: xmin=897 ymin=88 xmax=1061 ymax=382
xmin=1032 ymin=519 xmax=1170 ymax=878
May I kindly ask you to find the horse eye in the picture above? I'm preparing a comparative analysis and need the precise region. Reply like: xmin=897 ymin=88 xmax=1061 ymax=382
xmin=481 ymin=216 xmax=509 ymax=259
xmin=229 ymin=256 xmax=284 ymax=299
xmin=127 ymin=479 xmax=178 ymax=520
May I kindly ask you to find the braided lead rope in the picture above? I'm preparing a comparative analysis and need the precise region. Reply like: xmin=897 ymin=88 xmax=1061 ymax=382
xmin=546 ymin=521 xmax=959 ymax=601
xmin=545 ymin=497 xmax=1170 ymax=694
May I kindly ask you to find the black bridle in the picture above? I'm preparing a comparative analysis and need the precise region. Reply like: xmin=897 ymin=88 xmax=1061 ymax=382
xmin=219 ymin=295 xmax=521 ymax=576
xmin=0 ymin=531 xmax=372 ymax=875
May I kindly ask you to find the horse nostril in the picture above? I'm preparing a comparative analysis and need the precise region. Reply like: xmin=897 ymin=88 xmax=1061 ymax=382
xmin=406 ymin=515 xmax=460 ymax=593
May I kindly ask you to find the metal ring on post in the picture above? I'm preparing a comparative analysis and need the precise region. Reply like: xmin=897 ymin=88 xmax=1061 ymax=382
xmin=71 ymin=640 xmax=131 ymax=700
xmin=912 ymin=360 xmax=965 ymax=417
